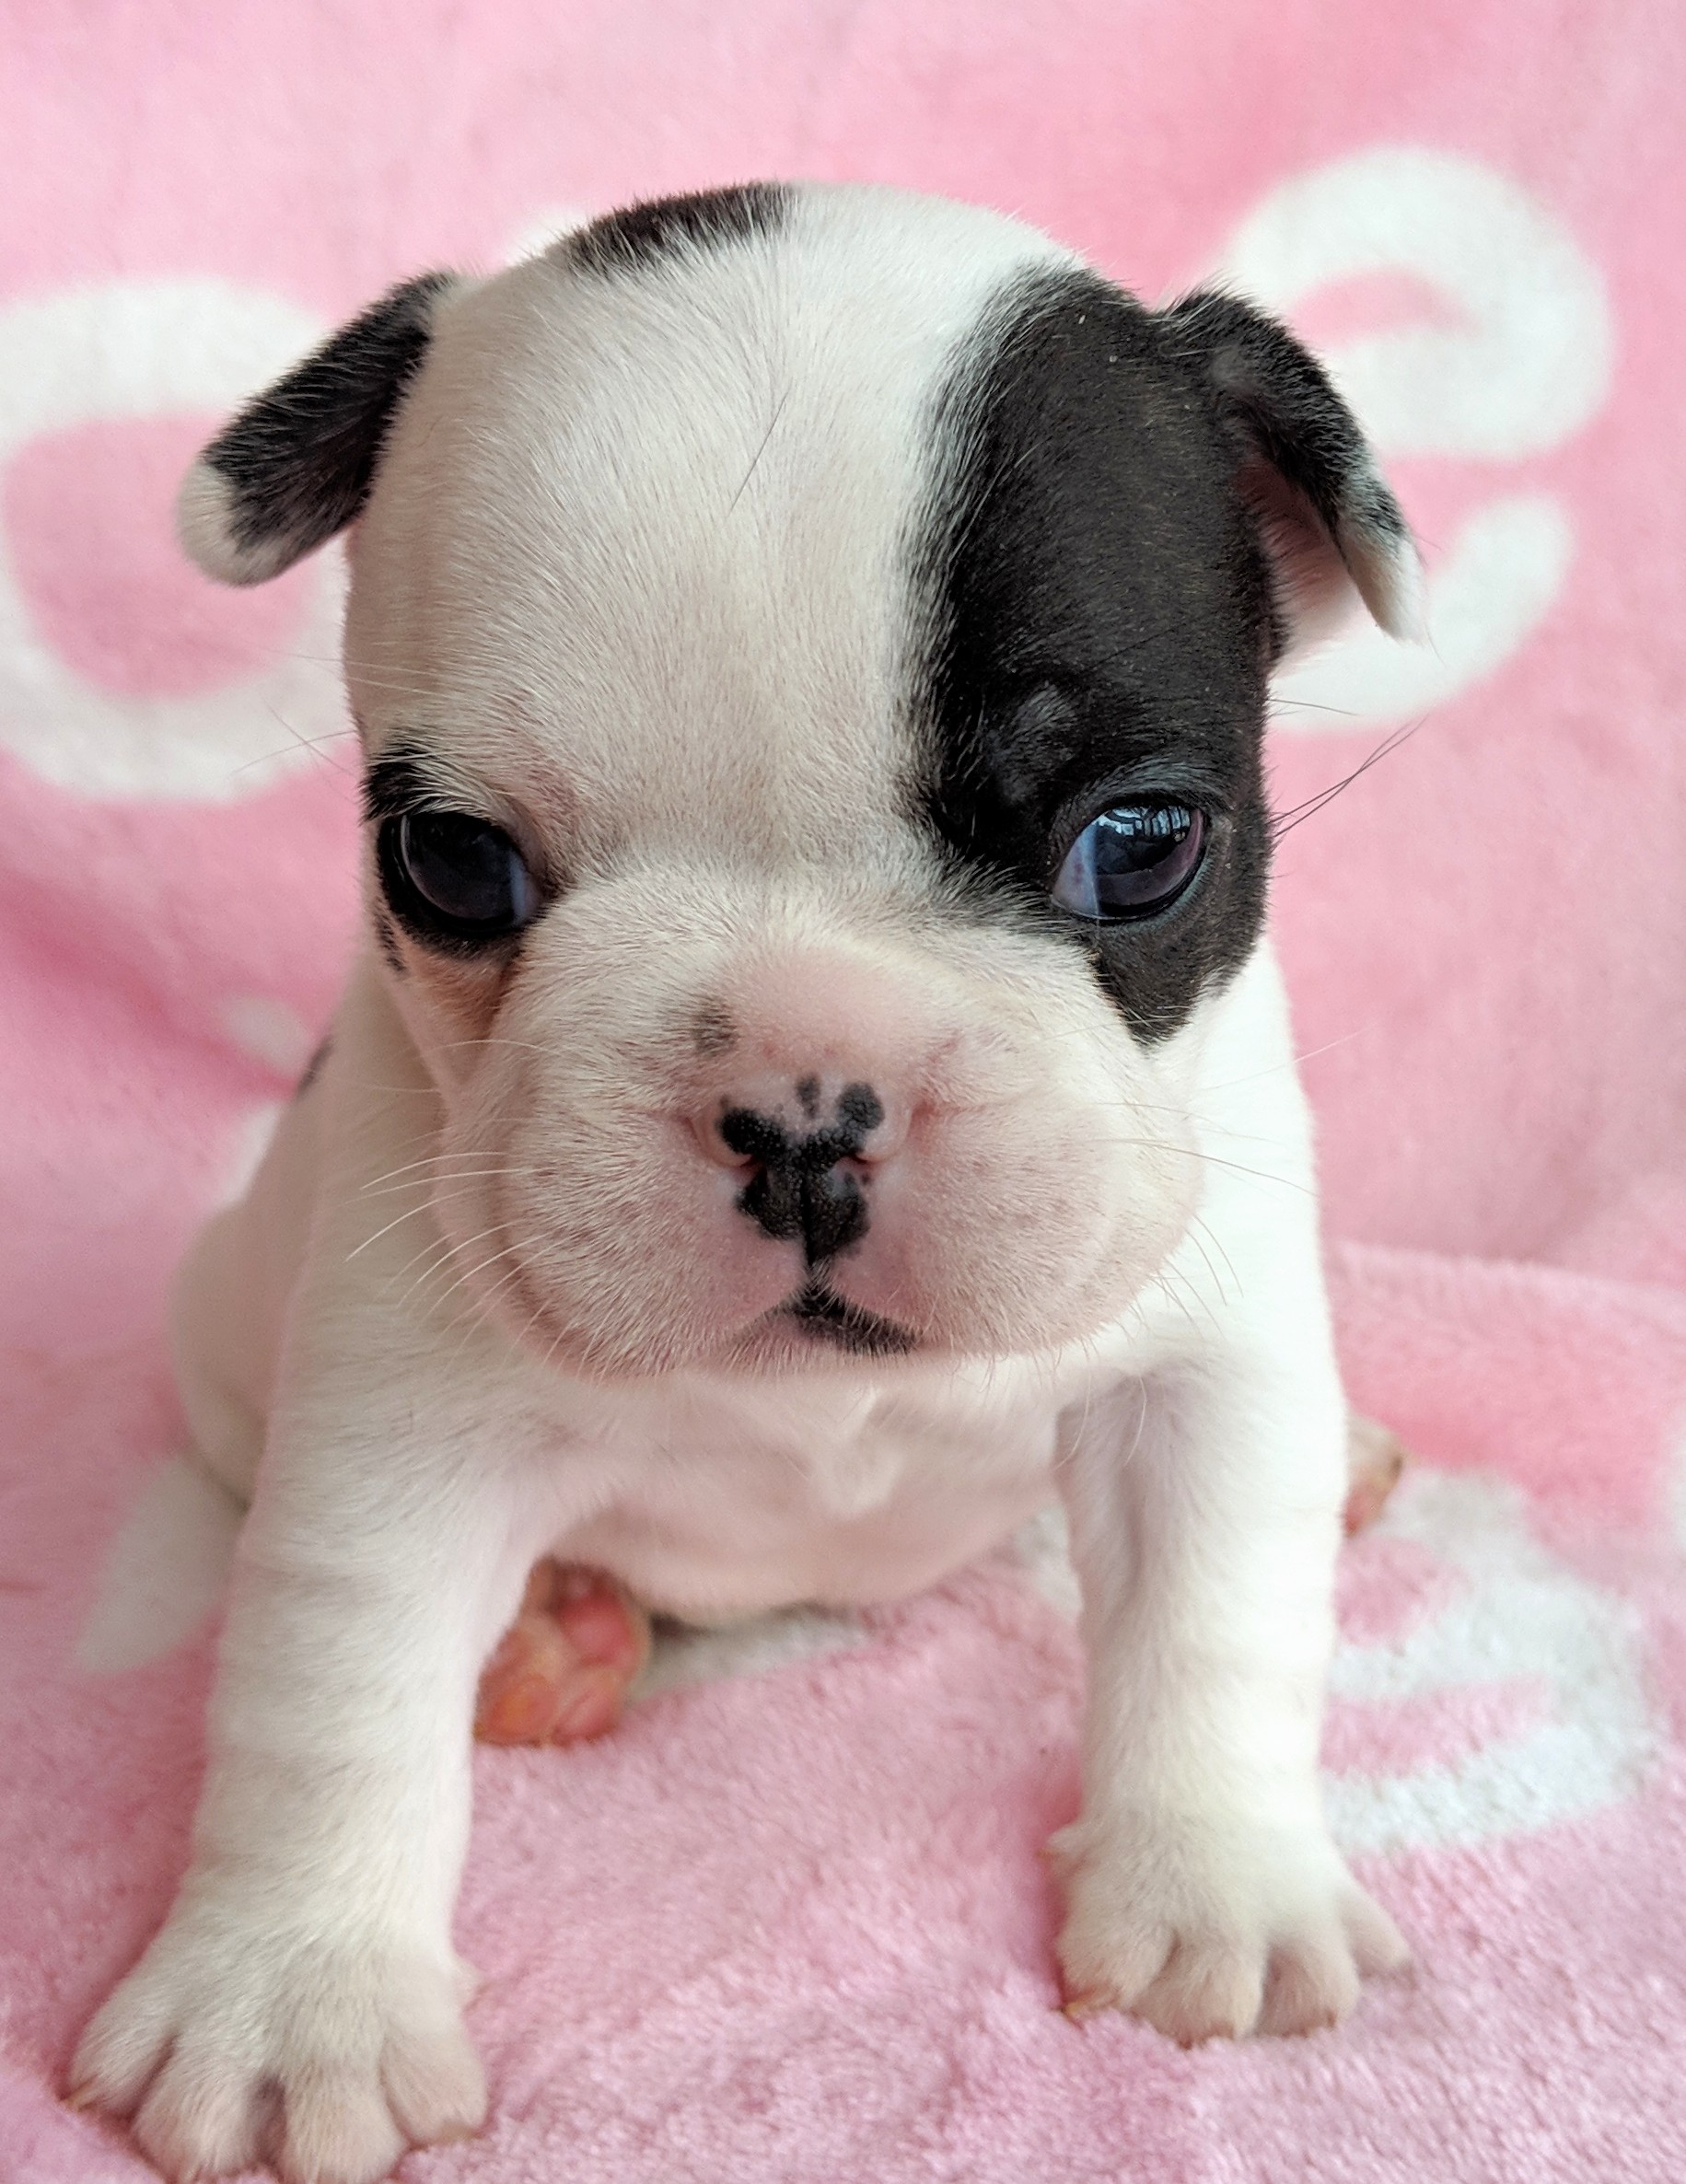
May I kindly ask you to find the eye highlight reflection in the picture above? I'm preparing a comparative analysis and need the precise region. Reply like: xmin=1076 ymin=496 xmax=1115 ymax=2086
xmin=1052 ymin=804 xmax=1206 ymax=923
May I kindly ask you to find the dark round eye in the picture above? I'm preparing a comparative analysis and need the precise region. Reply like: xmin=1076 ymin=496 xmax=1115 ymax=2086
xmin=381 ymin=810 xmax=540 ymax=942
xmin=1052 ymin=803 xmax=1206 ymax=922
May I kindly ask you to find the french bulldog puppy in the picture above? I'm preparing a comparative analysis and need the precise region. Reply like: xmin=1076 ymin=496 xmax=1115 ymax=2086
xmin=72 ymin=182 xmax=1419 ymax=2184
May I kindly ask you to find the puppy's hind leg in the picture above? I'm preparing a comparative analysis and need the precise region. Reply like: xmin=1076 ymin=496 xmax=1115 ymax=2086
xmin=475 ymin=1562 xmax=652 ymax=1746
xmin=1343 ymin=1412 xmax=1407 ymax=1537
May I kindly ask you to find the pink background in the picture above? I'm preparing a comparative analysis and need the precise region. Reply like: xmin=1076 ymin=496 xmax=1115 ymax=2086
xmin=2 ymin=6 xmax=1684 ymax=2179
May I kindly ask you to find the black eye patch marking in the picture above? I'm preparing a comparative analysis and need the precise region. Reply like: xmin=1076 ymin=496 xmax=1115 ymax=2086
xmin=913 ymin=266 xmax=1274 ymax=1043
xmin=569 ymin=183 xmax=789 ymax=277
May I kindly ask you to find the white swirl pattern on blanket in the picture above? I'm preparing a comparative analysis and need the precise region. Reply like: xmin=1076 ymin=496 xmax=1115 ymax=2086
xmin=1225 ymin=148 xmax=1613 ymax=732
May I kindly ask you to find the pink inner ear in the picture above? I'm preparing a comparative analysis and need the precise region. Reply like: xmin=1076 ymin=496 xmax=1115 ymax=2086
xmin=5 ymin=417 xmax=311 ymax=698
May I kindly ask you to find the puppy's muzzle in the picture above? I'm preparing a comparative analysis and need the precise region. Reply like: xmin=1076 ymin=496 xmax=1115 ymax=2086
xmin=697 ymin=1076 xmax=901 ymax=1263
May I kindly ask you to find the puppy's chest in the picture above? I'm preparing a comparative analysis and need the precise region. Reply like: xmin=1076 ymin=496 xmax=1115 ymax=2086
xmin=554 ymin=1370 xmax=1064 ymax=1620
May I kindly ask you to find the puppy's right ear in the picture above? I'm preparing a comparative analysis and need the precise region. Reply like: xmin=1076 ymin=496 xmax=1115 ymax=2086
xmin=178 ymin=271 xmax=460 ymax=586
xmin=1159 ymin=289 xmax=1423 ymax=655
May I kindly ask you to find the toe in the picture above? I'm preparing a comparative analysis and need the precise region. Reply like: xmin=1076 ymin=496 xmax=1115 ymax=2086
xmin=474 ymin=1612 xmax=572 ymax=1744
xmin=1343 ymin=1886 xmax=1412 ymax=1976
xmin=134 ymin=2078 xmax=261 ymax=2184
xmin=382 ymin=2012 xmax=486 ymax=2146
xmin=1343 ymin=1417 xmax=1407 ymax=1535
xmin=1057 ymin=1915 xmax=1171 ymax=2021
xmin=475 ymin=1567 xmax=651 ymax=1748
xmin=1132 ymin=1939 xmax=1264 ymax=2045
xmin=1258 ymin=1927 xmax=1359 ymax=2037
xmin=549 ymin=1663 xmax=632 ymax=1743
xmin=551 ymin=1568 xmax=652 ymax=1677
xmin=69 ymin=1979 xmax=175 ymax=2119
xmin=278 ymin=2062 xmax=405 ymax=2184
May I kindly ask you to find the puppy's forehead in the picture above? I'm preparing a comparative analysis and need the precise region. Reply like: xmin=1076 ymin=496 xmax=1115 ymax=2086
xmin=351 ymin=187 xmax=1073 ymax=847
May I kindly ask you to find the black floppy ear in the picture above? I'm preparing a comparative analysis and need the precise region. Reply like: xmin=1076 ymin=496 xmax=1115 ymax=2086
xmin=177 ymin=270 xmax=460 ymax=587
xmin=1160 ymin=289 xmax=1423 ymax=652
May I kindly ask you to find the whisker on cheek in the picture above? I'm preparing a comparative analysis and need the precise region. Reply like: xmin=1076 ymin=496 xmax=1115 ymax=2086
xmin=1078 ymin=1134 xmax=1314 ymax=1197
xmin=344 ymin=1179 xmax=534 ymax=1267
xmin=436 ymin=1254 xmax=541 ymax=1375
xmin=358 ymin=1145 xmax=542 ymax=1191
xmin=386 ymin=1220 xmax=512 ymax=1307
xmin=423 ymin=1237 xmax=531 ymax=1323
xmin=435 ymin=1036 xmax=555 ymax=1057
xmin=358 ymin=1168 xmax=532 ymax=1202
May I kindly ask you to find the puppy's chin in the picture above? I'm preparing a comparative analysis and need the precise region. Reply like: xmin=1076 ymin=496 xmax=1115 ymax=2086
xmin=477 ymin=1247 xmax=1163 ymax=1385
xmin=483 ymin=1265 xmax=932 ymax=1383
xmin=729 ymin=1284 xmax=923 ymax=1373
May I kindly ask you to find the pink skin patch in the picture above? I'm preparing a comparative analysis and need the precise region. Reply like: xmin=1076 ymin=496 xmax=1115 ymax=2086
xmin=4 ymin=417 xmax=311 ymax=698
xmin=474 ymin=1562 xmax=653 ymax=1747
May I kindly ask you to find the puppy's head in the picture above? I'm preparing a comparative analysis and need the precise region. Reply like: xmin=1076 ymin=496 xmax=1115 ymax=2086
xmin=182 ymin=183 xmax=1416 ymax=1377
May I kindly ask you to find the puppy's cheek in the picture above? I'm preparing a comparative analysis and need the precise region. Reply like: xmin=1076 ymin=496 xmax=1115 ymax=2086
xmin=383 ymin=950 xmax=509 ymax=1093
xmin=983 ymin=1125 xmax=1195 ymax=1344
xmin=839 ymin=1108 xmax=1185 ymax=1353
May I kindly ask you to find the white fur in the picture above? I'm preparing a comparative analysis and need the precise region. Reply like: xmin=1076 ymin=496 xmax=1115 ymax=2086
xmin=74 ymin=184 xmax=1406 ymax=2182
xmin=175 ymin=458 xmax=289 ymax=587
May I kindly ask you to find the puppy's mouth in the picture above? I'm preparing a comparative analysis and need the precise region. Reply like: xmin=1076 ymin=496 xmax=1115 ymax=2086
xmin=777 ymin=1279 xmax=917 ymax=1357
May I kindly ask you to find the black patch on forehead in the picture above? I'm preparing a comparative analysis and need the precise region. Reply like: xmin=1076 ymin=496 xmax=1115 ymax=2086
xmin=570 ymin=184 xmax=790 ymax=276
xmin=913 ymin=267 xmax=1273 ymax=1044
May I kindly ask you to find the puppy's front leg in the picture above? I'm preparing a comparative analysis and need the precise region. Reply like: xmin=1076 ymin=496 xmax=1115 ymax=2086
xmin=1052 ymin=1333 xmax=1407 ymax=2042
xmin=71 ymin=1350 xmax=550 ymax=2184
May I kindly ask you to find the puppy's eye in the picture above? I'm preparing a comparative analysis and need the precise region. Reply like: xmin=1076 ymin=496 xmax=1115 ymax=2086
xmin=1052 ymin=804 xmax=1206 ymax=922
xmin=380 ymin=810 xmax=540 ymax=942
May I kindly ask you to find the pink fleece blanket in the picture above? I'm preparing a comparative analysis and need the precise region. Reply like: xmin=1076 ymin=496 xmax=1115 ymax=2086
xmin=4 ymin=6 xmax=1685 ymax=2178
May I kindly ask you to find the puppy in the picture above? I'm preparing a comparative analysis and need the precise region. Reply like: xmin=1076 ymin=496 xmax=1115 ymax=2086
xmin=72 ymin=182 xmax=1419 ymax=2184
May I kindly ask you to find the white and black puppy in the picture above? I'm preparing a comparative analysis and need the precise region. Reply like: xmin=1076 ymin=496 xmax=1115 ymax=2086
xmin=73 ymin=183 xmax=1420 ymax=2184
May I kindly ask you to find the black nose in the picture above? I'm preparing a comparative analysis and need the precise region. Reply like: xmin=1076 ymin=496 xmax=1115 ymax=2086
xmin=720 ymin=1083 xmax=883 ymax=1262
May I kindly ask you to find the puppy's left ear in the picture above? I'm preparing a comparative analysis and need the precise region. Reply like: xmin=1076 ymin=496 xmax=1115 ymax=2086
xmin=1160 ymin=289 xmax=1424 ymax=654
xmin=178 ymin=270 xmax=461 ymax=586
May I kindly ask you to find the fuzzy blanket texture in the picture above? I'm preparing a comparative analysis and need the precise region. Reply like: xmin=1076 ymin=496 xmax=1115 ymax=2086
xmin=3 ymin=5 xmax=1685 ymax=2179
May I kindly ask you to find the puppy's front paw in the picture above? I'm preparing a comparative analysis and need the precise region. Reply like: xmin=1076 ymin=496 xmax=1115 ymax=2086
xmin=69 ymin=1894 xmax=484 ymax=2183
xmin=1051 ymin=1808 xmax=1407 ymax=2043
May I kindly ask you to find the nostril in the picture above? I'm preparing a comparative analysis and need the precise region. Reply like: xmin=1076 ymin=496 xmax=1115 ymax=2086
xmin=718 ymin=1107 xmax=791 ymax=1167
xmin=690 ymin=1076 xmax=907 ymax=1198
xmin=835 ymin=1081 xmax=910 ymax=1163
xmin=692 ymin=1108 xmax=757 ymax=1170
xmin=835 ymin=1083 xmax=882 ymax=1137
